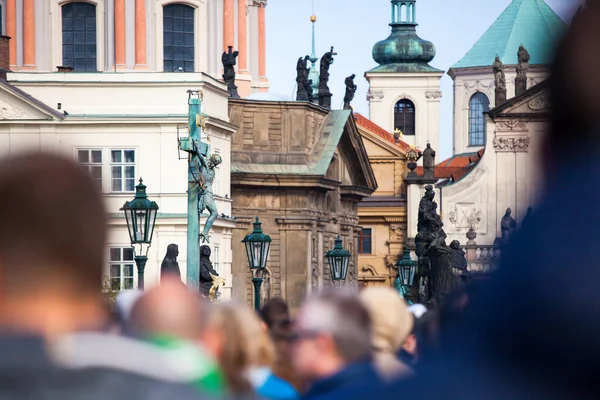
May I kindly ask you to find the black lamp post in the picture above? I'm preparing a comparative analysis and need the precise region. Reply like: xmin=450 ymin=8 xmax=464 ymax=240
xmin=120 ymin=178 xmax=159 ymax=290
xmin=242 ymin=217 xmax=272 ymax=310
xmin=395 ymin=246 xmax=418 ymax=304
xmin=326 ymin=235 xmax=351 ymax=286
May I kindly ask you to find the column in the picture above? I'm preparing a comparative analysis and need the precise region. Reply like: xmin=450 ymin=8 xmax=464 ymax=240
xmin=223 ymin=0 xmax=234 ymax=50
xmin=237 ymin=0 xmax=247 ymax=71
xmin=22 ymin=0 xmax=35 ymax=69
xmin=6 ymin=0 xmax=16 ymax=67
xmin=257 ymin=2 xmax=266 ymax=79
xmin=114 ymin=0 xmax=126 ymax=68
xmin=134 ymin=0 xmax=147 ymax=68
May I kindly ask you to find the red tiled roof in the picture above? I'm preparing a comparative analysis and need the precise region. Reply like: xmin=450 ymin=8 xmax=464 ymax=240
xmin=353 ymin=113 xmax=416 ymax=153
xmin=415 ymin=148 xmax=485 ymax=183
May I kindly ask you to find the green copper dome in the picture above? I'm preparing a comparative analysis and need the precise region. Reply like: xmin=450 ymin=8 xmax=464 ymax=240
xmin=370 ymin=0 xmax=441 ymax=73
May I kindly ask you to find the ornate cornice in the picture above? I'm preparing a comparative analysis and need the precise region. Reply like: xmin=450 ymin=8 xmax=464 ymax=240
xmin=495 ymin=120 xmax=528 ymax=132
xmin=252 ymin=0 xmax=267 ymax=7
xmin=493 ymin=135 xmax=530 ymax=152
xmin=366 ymin=90 xmax=384 ymax=102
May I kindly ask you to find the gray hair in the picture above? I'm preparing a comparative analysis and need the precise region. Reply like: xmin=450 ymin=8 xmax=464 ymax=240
xmin=298 ymin=290 xmax=372 ymax=363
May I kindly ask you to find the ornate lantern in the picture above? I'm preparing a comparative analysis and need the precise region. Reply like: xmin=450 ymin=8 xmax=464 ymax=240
xmin=326 ymin=235 xmax=351 ymax=281
xmin=242 ymin=217 xmax=272 ymax=310
xmin=395 ymin=246 xmax=418 ymax=303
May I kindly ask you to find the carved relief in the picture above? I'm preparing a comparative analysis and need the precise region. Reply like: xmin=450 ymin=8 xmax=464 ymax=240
xmin=0 ymin=100 xmax=26 ymax=120
xmin=493 ymin=135 xmax=530 ymax=152
xmin=366 ymin=90 xmax=384 ymax=102
xmin=448 ymin=205 xmax=481 ymax=230
xmin=464 ymin=80 xmax=494 ymax=97
xmin=389 ymin=224 xmax=405 ymax=241
xmin=495 ymin=120 xmax=527 ymax=131
xmin=528 ymin=92 xmax=550 ymax=110
xmin=425 ymin=90 xmax=442 ymax=99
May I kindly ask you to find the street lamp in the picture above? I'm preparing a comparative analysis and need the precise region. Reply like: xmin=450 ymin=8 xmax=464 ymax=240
xmin=242 ymin=217 xmax=272 ymax=310
xmin=395 ymin=246 xmax=417 ymax=304
xmin=326 ymin=235 xmax=351 ymax=286
xmin=120 ymin=178 xmax=159 ymax=290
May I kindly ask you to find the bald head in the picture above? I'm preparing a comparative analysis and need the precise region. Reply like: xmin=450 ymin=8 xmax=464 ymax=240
xmin=129 ymin=277 xmax=207 ymax=340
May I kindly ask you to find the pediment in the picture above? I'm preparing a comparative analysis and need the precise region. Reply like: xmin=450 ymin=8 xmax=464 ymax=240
xmin=361 ymin=133 xmax=405 ymax=158
xmin=335 ymin=115 xmax=378 ymax=192
xmin=501 ymin=89 xmax=550 ymax=115
xmin=0 ymin=82 xmax=63 ymax=121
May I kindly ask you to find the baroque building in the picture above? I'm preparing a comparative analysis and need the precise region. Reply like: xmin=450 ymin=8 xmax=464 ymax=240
xmin=228 ymin=99 xmax=377 ymax=309
xmin=354 ymin=113 xmax=412 ymax=288
xmin=365 ymin=0 xmax=443 ymax=151
xmin=0 ymin=35 xmax=237 ymax=296
xmin=0 ymin=0 xmax=269 ymax=96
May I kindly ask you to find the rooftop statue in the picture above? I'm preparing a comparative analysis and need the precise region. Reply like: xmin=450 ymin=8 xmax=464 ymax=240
xmin=500 ymin=207 xmax=517 ymax=244
xmin=516 ymin=45 xmax=531 ymax=78
xmin=343 ymin=74 xmax=357 ymax=110
xmin=222 ymin=46 xmax=240 ymax=98
xmin=422 ymin=143 xmax=436 ymax=179
xmin=296 ymin=55 xmax=312 ymax=102
xmin=493 ymin=56 xmax=506 ymax=90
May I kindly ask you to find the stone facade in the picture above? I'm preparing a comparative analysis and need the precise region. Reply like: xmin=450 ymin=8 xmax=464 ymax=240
xmin=228 ymin=100 xmax=377 ymax=310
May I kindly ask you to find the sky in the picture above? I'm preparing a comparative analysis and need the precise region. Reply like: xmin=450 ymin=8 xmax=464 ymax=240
xmin=265 ymin=0 xmax=583 ymax=160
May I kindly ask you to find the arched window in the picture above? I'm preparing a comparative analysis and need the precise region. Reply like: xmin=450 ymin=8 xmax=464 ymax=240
xmin=163 ymin=4 xmax=195 ymax=72
xmin=468 ymin=92 xmax=490 ymax=146
xmin=62 ymin=2 xmax=97 ymax=72
xmin=394 ymin=99 xmax=415 ymax=136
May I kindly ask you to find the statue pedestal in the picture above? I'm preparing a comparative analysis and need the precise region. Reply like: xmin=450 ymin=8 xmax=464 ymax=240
xmin=495 ymin=88 xmax=507 ymax=106
xmin=318 ymin=92 xmax=332 ymax=109
xmin=515 ymin=77 xmax=527 ymax=97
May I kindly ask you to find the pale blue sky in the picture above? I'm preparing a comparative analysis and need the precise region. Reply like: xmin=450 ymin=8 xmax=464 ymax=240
xmin=265 ymin=0 xmax=582 ymax=160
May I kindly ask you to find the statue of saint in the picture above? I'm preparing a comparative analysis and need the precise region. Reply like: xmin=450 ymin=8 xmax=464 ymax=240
xmin=493 ymin=56 xmax=506 ymax=90
xmin=318 ymin=46 xmax=337 ymax=92
xmin=197 ymin=152 xmax=222 ymax=243
xmin=516 ymin=45 xmax=531 ymax=78
xmin=199 ymin=245 xmax=218 ymax=297
xmin=500 ymin=207 xmax=517 ymax=244
xmin=160 ymin=244 xmax=181 ymax=281
xmin=222 ymin=46 xmax=240 ymax=98
xmin=296 ymin=56 xmax=310 ymax=101
xmin=343 ymin=74 xmax=357 ymax=110
xmin=422 ymin=143 xmax=436 ymax=178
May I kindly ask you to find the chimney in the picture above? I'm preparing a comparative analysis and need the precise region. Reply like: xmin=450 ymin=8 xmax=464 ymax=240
xmin=57 ymin=66 xmax=74 ymax=73
xmin=0 ymin=35 xmax=11 ymax=80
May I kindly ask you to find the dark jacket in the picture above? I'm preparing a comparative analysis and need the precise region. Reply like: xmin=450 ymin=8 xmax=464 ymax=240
xmin=301 ymin=361 xmax=381 ymax=400
xmin=0 ymin=334 xmax=207 ymax=400
xmin=161 ymin=244 xmax=181 ymax=280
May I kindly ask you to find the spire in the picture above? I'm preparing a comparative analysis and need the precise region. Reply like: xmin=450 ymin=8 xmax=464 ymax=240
xmin=307 ymin=7 xmax=319 ymax=100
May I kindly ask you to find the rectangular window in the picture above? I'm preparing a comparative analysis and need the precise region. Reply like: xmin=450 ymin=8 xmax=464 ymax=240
xmin=163 ymin=4 xmax=195 ymax=72
xmin=110 ymin=149 xmax=136 ymax=192
xmin=358 ymin=228 xmax=372 ymax=254
xmin=77 ymin=149 xmax=103 ymax=191
xmin=213 ymin=244 xmax=220 ymax=273
xmin=62 ymin=2 xmax=97 ymax=71
xmin=109 ymin=247 xmax=135 ymax=291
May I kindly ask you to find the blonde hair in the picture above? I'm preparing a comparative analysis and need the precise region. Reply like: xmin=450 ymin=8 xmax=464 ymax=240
xmin=206 ymin=301 xmax=275 ymax=394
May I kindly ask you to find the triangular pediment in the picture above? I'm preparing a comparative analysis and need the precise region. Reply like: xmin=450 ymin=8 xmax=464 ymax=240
xmin=0 ymin=81 xmax=63 ymax=121
xmin=488 ymin=80 xmax=550 ymax=118
xmin=361 ymin=132 xmax=406 ymax=158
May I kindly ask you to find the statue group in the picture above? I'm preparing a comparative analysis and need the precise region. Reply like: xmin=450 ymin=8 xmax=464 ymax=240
xmin=296 ymin=56 xmax=314 ymax=102
xmin=415 ymin=186 xmax=470 ymax=307
xmin=222 ymin=46 xmax=240 ymax=99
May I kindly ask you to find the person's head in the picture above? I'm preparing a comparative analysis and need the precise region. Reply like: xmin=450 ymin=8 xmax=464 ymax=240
xmin=114 ymin=289 xmax=143 ymax=334
xmin=208 ymin=154 xmax=222 ymax=169
xmin=546 ymin=2 xmax=600 ymax=172
xmin=0 ymin=152 xmax=107 ymax=336
xmin=291 ymin=290 xmax=372 ymax=383
xmin=359 ymin=287 xmax=413 ymax=354
xmin=129 ymin=276 xmax=208 ymax=340
xmin=206 ymin=300 xmax=270 ymax=395
xmin=402 ymin=304 xmax=428 ymax=357
xmin=164 ymin=244 xmax=179 ymax=259
xmin=260 ymin=297 xmax=292 ymax=339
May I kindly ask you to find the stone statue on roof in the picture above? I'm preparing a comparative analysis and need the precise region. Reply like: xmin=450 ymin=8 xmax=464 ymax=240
xmin=493 ymin=56 xmax=506 ymax=90
xmin=318 ymin=46 xmax=337 ymax=108
xmin=516 ymin=45 xmax=531 ymax=78
xmin=422 ymin=143 xmax=436 ymax=179
xmin=343 ymin=74 xmax=357 ymax=110
xmin=222 ymin=46 xmax=240 ymax=98
xmin=296 ymin=56 xmax=311 ymax=101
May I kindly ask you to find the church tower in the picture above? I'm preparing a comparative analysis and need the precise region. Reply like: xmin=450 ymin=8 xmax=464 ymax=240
xmin=365 ymin=0 xmax=443 ymax=151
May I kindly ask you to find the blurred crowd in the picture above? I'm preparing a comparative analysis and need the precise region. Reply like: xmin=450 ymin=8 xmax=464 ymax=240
xmin=1 ymin=3 xmax=600 ymax=399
